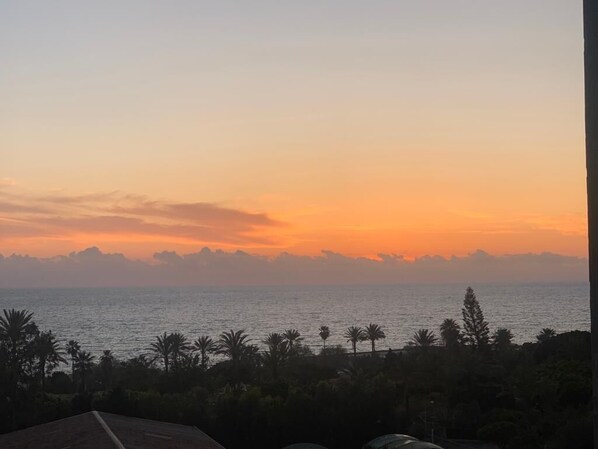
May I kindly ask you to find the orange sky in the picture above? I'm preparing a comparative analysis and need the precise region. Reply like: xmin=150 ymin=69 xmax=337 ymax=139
xmin=0 ymin=1 xmax=588 ymax=260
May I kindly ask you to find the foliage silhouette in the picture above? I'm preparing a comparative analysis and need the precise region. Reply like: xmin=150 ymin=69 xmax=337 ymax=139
xmin=409 ymin=329 xmax=438 ymax=347
xmin=440 ymin=318 xmax=462 ymax=349
xmin=492 ymin=328 xmax=514 ymax=350
xmin=149 ymin=332 xmax=173 ymax=373
xmin=99 ymin=350 xmax=115 ymax=388
xmin=0 ymin=302 xmax=592 ymax=449
xmin=33 ymin=331 xmax=65 ymax=391
xmin=65 ymin=340 xmax=80 ymax=379
xmin=168 ymin=332 xmax=191 ymax=370
xmin=0 ymin=309 xmax=35 ymax=350
xmin=283 ymin=329 xmax=303 ymax=351
xmin=462 ymin=287 xmax=490 ymax=349
xmin=193 ymin=336 xmax=216 ymax=370
xmin=261 ymin=333 xmax=289 ymax=378
xmin=74 ymin=351 xmax=95 ymax=392
xmin=344 ymin=326 xmax=366 ymax=355
xmin=319 ymin=325 xmax=330 ymax=349
xmin=217 ymin=329 xmax=251 ymax=362
xmin=536 ymin=328 xmax=557 ymax=343
xmin=364 ymin=323 xmax=386 ymax=353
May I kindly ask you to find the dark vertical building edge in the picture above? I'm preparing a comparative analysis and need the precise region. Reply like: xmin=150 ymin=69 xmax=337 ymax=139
xmin=584 ymin=0 xmax=598 ymax=446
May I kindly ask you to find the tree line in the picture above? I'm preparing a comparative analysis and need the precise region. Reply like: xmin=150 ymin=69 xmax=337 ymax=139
xmin=0 ymin=287 xmax=591 ymax=449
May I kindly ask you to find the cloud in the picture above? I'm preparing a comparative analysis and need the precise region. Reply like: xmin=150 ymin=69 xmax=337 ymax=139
xmin=0 ymin=187 xmax=284 ymax=247
xmin=0 ymin=247 xmax=587 ymax=288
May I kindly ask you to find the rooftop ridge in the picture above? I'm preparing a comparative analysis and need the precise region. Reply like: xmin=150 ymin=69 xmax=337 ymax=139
xmin=92 ymin=411 xmax=126 ymax=449
xmin=193 ymin=426 xmax=226 ymax=449
xmin=97 ymin=410 xmax=207 ymax=432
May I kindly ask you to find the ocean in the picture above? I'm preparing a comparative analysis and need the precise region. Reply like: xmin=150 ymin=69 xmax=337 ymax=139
xmin=0 ymin=282 xmax=590 ymax=359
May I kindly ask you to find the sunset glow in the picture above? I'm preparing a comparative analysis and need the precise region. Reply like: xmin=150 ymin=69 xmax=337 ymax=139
xmin=1 ymin=1 xmax=587 ymax=260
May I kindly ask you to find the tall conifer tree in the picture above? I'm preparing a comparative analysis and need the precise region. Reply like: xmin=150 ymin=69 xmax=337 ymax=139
xmin=461 ymin=287 xmax=490 ymax=349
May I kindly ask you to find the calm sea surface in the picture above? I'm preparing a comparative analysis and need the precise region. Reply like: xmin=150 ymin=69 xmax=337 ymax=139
xmin=0 ymin=283 xmax=590 ymax=359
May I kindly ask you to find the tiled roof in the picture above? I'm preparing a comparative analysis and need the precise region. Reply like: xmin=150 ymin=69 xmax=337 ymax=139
xmin=0 ymin=411 xmax=225 ymax=449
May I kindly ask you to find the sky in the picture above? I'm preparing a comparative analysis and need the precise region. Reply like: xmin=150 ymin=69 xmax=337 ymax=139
xmin=0 ymin=1 xmax=589 ymax=270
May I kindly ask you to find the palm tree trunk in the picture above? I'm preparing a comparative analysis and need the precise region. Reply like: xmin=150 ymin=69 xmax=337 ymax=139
xmin=371 ymin=340 xmax=375 ymax=354
xmin=71 ymin=358 xmax=77 ymax=391
xmin=40 ymin=362 xmax=46 ymax=392
xmin=404 ymin=382 xmax=411 ymax=424
xmin=352 ymin=342 xmax=356 ymax=356
xmin=585 ymin=2 xmax=598 ymax=445
xmin=233 ymin=358 xmax=241 ymax=388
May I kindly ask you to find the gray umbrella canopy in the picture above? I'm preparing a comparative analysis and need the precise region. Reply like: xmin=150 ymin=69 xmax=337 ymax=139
xmin=362 ymin=434 xmax=418 ymax=449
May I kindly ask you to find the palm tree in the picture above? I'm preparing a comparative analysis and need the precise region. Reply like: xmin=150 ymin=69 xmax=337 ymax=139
xmin=344 ymin=326 xmax=366 ymax=355
xmin=66 ymin=340 xmax=81 ymax=377
xmin=0 ymin=309 xmax=34 ymax=343
xmin=409 ymin=329 xmax=438 ymax=347
xmin=536 ymin=328 xmax=557 ymax=343
xmin=99 ymin=350 xmax=115 ymax=388
xmin=193 ymin=336 xmax=216 ymax=370
xmin=0 ymin=307 xmax=39 ymax=405
xmin=0 ymin=309 xmax=36 ymax=363
xmin=244 ymin=344 xmax=260 ymax=361
xmin=218 ymin=329 xmax=251 ymax=385
xmin=319 ymin=326 xmax=330 ymax=349
xmin=168 ymin=332 xmax=190 ymax=370
xmin=440 ymin=318 xmax=462 ymax=349
xmin=33 ymin=331 xmax=66 ymax=391
xmin=364 ymin=323 xmax=386 ymax=354
xmin=74 ymin=351 xmax=95 ymax=392
xmin=263 ymin=332 xmax=285 ymax=348
xmin=149 ymin=332 xmax=173 ymax=373
xmin=262 ymin=333 xmax=289 ymax=378
xmin=178 ymin=352 xmax=201 ymax=370
xmin=217 ymin=329 xmax=250 ymax=365
xmin=282 ymin=329 xmax=303 ymax=351
xmin=493 ymin=328 xmax=514 ymax=350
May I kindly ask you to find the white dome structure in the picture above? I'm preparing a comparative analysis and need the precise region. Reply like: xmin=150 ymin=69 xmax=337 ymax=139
xmin=362 ymin=434 xmax=443 ymax=449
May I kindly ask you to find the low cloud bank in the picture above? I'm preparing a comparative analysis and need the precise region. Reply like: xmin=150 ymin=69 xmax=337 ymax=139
xmin=0 ymin=247 xmax=588 ymax=288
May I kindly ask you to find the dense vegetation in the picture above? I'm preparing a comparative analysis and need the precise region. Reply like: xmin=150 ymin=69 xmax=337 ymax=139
xmin=0 ymin=287 xmax=591 ymax=449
